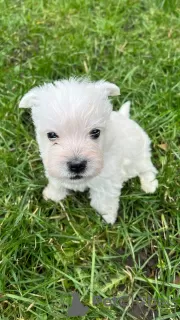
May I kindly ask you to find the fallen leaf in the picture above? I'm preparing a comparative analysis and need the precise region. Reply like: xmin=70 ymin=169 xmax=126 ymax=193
xmin=158 ymin=143 xmax=168 ymax=151
xmin=174 ymin=275 xmax=180 ymax=284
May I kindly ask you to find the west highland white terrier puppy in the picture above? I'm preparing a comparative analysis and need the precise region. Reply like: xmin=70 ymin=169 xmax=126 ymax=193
xmin=19 ymin=78 xmax=158 ymax=224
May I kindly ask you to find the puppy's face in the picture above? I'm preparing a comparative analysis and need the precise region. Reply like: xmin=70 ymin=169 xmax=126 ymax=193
xmin=19 ymin=79 xmax=120 ymax=184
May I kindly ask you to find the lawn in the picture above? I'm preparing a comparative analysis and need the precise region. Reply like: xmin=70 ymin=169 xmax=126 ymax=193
xmin=0 ymin=0 xmax=180 ymax=319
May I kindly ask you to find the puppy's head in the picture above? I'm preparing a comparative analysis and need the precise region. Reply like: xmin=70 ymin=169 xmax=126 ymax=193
xmin=19 ymin=78 xmax=120 ymax=183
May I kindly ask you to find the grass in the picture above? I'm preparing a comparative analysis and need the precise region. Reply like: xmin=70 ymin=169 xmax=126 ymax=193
xmin=0 ymin=0 xmax=180 ymax=319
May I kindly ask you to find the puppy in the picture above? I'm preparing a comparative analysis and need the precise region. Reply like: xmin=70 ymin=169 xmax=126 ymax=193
xmin=19 ymin=78 xmax=158 ymax=224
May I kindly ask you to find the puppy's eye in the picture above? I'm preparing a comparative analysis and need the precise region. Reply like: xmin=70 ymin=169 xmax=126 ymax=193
xmin=47 ymin=132 xmax=59 ymax=141
xmin=89 ymin=129 xmax=100 ymax=139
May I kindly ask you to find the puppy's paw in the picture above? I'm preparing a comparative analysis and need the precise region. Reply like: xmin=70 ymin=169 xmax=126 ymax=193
xmin=43 ymin=185 xmax=67 ymax=202
xmin=90 ymin=198 xmax=118 ymax=225
xmin=101 ymin=213 xmax=117 ymax=225
xmin=141 ymin=178 xmax=158 ymax=194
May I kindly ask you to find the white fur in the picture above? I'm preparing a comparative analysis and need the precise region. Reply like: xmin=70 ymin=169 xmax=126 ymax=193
xmin=19 ymin=78 xmax=158 ymax=224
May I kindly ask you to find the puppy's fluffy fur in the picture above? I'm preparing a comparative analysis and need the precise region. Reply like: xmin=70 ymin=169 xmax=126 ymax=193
xmin=19 ymin=78 xmax=158 ymax=224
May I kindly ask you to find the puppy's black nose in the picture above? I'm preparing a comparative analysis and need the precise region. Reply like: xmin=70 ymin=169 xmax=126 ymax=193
xmin=68 ymin=160 xmax=87 ymax=174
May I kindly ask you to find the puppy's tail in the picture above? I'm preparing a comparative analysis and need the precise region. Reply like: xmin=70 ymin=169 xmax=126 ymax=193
xmin=119 ymin=101 xmax=131 ymax=118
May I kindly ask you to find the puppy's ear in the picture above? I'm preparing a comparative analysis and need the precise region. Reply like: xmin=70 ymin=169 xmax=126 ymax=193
xmin=96 ymin=81 xmax=120 ymax=96
xmin=19 ymin=87 xmax=39 ymax=108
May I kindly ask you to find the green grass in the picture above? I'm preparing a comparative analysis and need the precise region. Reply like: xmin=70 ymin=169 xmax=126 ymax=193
xmin=0 ymin=0 xmax=180 ymax=319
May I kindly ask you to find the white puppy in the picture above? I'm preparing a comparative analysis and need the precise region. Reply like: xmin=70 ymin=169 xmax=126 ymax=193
xmin=19 ymin=78 xmax=158 ymax=224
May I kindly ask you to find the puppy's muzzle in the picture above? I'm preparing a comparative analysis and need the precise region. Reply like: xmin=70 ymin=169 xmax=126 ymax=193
xmin=68 ymin=159 xmax=87 ymax=174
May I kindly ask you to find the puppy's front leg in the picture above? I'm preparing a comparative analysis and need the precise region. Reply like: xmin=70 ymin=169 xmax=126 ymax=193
xmin=90 ymin=184 xmax=121 ymax=225
xmin=43 ymin=177 xmax=68 ymax=202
